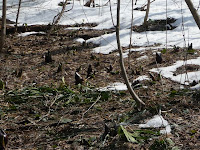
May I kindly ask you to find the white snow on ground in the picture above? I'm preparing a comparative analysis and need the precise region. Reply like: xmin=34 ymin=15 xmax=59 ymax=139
xmin=139 ymin=115 xmax=171 ymax=134
xmin=133 ymin=75 xmax=150 ymax=82
xmin=136 ymin=55 xmax=148 ymax=61
xmin=99 ymin=75 xmax=150 ymax=91
xmin=190 ymin=83 xmax=200 ymax=90
xmin=75 ymin=38 xmax=85 ymax=43
xmin=117 ymin=47 xmax=163 ymax=58
xmin=3 ymin=0 xmax=200 ymax=51
xmin=18 ymin=31 xmax=46 ymax=37
xmin=150 ymin=57 xmax=200 ymax=86
xmin=2 ymin=0 xmax=200 ymax=87
xmin=98 ymin=82 xmax=127 ymax=91
xmin=65 ymin=27 xmax=91 ymax=30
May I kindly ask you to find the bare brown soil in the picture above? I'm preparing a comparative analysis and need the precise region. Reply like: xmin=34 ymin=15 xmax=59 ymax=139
xmin=0 ymin=24 xmax=200 ymax=149
xmin=175 ymin=64 xmax=200 ymax=75
xmin=133 ymin=18 xmax=177 ymax=32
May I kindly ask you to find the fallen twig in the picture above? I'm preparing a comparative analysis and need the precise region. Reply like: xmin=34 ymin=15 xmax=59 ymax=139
xmin=82 ymin=95 xmax=101 ymax=120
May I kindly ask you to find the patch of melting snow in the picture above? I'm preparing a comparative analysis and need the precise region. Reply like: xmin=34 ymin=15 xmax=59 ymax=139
xmin=18 ymin=31 xmax=46 ymax=37
xmin=150 ymin=57 xmax=200 ymax=86
xmin=98 ymin=76 xmax=150 ymax=91
xmin=65 ymin=27 xmax=92 ymax=30
xmin=116 ymin=48 xmax=151 ymax=58
xmin=139 ymin=115 xmax=171 ymax=134
xmin=75 ymin=38 xmax=85 ymax=43
xmin=190 ymin=83 xmax=200 ymax=90
xmin=136 ymin=55 xmax=148 ymax=60
xmin=133 ymin=75 xmax=150 ymax=82
xmin=5 ymin=0 xmax=200 ymax=54
xmin=117 ymin=47 xmax=165 ymax=58
xmin=98 ymin=82 xmax=127 ymax=91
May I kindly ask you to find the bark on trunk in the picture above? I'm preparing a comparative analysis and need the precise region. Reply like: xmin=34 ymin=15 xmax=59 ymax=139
xmin=15 ymin=0 xmax=22 ymax=32
xmin=0 ymin=0 xmax=7 ymax=53
xmin=185 ymin=0 xmax=200 ymax=30
xmin=116 ymin=0 xmax=145 ymax=108
xmin=143 ymin=0 xmax=150 ymax=27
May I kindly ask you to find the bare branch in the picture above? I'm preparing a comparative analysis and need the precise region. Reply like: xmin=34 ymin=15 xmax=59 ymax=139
xmin=47 ymin=0 xmax=68 ymax=38
xmin=116 ymin=0 xmax=145 ymax=108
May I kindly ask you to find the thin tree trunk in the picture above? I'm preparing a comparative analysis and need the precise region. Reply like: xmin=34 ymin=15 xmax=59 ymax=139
xmin=47 ymin=0 xmax=68 ymax=38
xmin=116 ymin=0 xmax=145 ymax=108
xmin=143 ymin=0 xmax=150 ymax=27
xmin=185 ymin=0 xmax=200 ymax=30
xmin=0 ymin=0 xmax=7 ymax=53
xmin=128 ymin=0 xmax=134 ymax=68
xmin=15 ymin=0 xmax=22 ymax=32
xmin=84 ymin=0 xmax=95 ymax=7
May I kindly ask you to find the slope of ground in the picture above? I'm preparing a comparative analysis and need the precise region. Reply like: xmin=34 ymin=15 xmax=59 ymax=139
xmin=0 ymin=25 xmax=200 ymax=149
